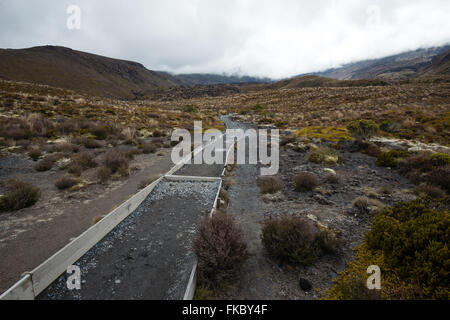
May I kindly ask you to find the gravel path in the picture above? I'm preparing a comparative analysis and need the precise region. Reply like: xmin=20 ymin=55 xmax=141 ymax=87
xmin=38 ymin=180 xmax=220 ymax=300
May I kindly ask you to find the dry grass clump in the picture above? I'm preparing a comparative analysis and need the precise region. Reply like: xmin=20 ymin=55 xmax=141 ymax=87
xmin=0 ymin=179 xmax=40 ymax=212
xmin=122 ymin=127 xmax=137 ymax=145
xmin=294 ymin=172 xmax=320 ymax=192
xmin=262 ymin=215 xmax=338 ymax=266
xmin=325 ymin=172 xmax=341 ymax=184
xmin=54 ymin=175 xmax=79 ymax=190
xmin=256 ymin=176 xmax=284 ymax=194
xmin=194 ymin=212 xmax=249 ymax=290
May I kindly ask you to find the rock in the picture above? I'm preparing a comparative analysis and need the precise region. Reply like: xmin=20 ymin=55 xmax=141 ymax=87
xmin=299 ymin=278 xmax=312 ymax=291
xmin=262 ymin=191 xmax=286 ymax=203
xmin=323 ymin=168 xmax=336 ymax=175
xmin=314 ymin=194 xmax=334 ymax=205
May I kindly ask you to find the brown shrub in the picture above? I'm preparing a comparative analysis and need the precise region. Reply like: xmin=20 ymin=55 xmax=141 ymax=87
xmin=414 ymin=184 xmax=446 ymax=199
xmin=55 ymin=176 xmax=78 ymax=190
xmin=34 ymin=153 xmax=64 ymax=172
xmin=262 ymin=215 xmax=337 ymax=266
xmin=141 ymin=142 xmax=158 ymax=154
xmin=69 ymin=152 xmax=97 ymax=173
xmin=97 ymin=167 xmax=112 ymax=183
xmin=427 ymin=165 xmax=450 ymax=193
xmin=294 ymin=172 xmax=319 ymax=192
xmin=256 ymin=176 xmax=284 ymax=194
xmin=194 ymin=212 xmax=249 ymax=288
xmin=352 ymin=196 xmax=385 ymax=214
xmin=103 ymin=148 xmax=129 ymax=176
xmin=0 ymin=179 xmax=40 ymax=212
xmin=28 ymin=147 xmax=42 ymax=161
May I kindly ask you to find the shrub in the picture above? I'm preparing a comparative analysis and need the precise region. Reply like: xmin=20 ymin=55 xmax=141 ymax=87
xmin=325 ymin=172 xmax=341 ymax=184
xmin=34 ymin=153 xmax=63 ymax=171
xmin=256 ymin=176 xmax=284 ymax=194
xmin=103 ymin=148 xmax=129 ymax=176
xmin=379 ymin=120 xmax=401 ymax=133
xmin=427 ymin=165 xmax=450 ymax=193
xmin=122 ymin=127 xmax=137 ymax=144
xmin=83 ymin=138 xmax=102 ymax=149
xmin=430 ymin=153 xmax=450 ymax=167
xmin=55 ymin=176 xmax=78 ymax=190
xmin=0 ymin=179 xmax=40 ymax=212
xmin=97 ymin=167 xmax=112 ymax=183
xmin=376 ymin=150 xmax=409 ymax=167
xmin=414 ymin=184 xmax=446 ymax=199
xmin=366 ymin=199 xmax=450 ymax=299
xmin=307 ymin=147 xmax=339 ymax=165
xmin=194 ymin=212 xmax=249 ymax=288
xmin=71 ymin=152 xmax=97 ymax=170
xmin=352 ymin=196 xmax=385 ymax=214
xmin=141 ymin=142 xmax=157 ymax=154
xmin=294 ymin=172 xmax=319 ymax=192
xmin=346 ymin=120 xmax=379 ymax=140
xmin=28 ymin=147 xmax=42 ymax=161
xmin=262 ymin=215 xmax=337 ymax=266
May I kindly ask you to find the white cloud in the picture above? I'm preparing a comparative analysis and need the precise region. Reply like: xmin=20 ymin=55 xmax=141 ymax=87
xmin=0 ymin=0 xmax=449 ymax=78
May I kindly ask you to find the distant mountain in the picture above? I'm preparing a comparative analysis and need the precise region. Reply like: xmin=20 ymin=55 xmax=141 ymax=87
xmin=313 ymin=45 xmax=450 ymax=81
xmin=175 ymin=73 xmax=272 ymax=85
xmin=0 ymin=46 xmax=182 ymax=99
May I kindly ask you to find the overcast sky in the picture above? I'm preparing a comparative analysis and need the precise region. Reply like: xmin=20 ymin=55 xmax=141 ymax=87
xmin=0 ymin=0 xmax=449 ymax=78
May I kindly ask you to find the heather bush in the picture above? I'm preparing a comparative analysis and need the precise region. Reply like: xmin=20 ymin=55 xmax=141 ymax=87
xmin=194 ymin=212 xmax=249 ymax=288
xmin=0 ymin=179 xmax=40 ymax=212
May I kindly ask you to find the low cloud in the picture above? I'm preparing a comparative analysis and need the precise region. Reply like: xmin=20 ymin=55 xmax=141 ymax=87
xmin=0 ymin=0 xmax=449 ymax=78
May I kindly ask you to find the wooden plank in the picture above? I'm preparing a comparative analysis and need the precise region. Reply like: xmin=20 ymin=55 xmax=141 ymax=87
xmin=0 ymin=274 xmax=34 ymax=300
xmin=29 ymin=176 xmax=163 ymax=296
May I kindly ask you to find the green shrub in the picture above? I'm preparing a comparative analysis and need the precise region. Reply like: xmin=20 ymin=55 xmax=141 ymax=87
xmin=376 ymin=150 xmax=409 ymax=167
xmin=262 ymin=215 xmax=337 ymax=266
xmin=194 ymin=212 xmax=249 ymax=289
xmin=347 ymin=120 xmax=379 ymax=140
xmin=327 ymin=198 xmax=449 ymax=300
xmin=307 ymin=147 xmax=339 ymax=165
xmin=0 ymin=179 xmax=40 ymax=212
xmin=430 ymin=153 xmax=450 ymax=167
xmin=366 ymin=199 xmax=449 ymax=299
xmin=379 ymin=120 xmax=401 ymax=133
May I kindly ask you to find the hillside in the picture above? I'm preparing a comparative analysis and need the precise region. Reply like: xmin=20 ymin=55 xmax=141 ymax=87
xmin=315 ymin=45 xmax=450 ymax=81
xmin=0 ymin=46 xmax=182 ymax=99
